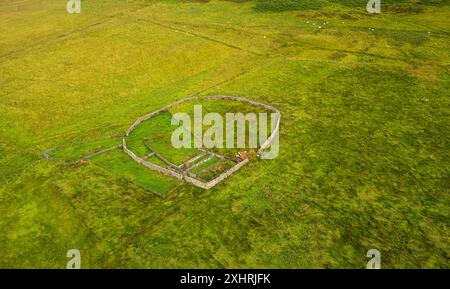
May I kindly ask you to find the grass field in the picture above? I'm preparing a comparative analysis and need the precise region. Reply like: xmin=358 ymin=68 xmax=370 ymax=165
xmin=0 ymin=0 xmax=449 ymax=268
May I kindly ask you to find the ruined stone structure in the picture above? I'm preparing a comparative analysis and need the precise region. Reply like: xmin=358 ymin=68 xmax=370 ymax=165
xmin=123 ymin=95 xmax=281 ymax=189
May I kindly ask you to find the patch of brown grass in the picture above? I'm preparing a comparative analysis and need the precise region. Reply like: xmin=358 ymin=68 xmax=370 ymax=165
xmin=407 ymin=64 xmax=437 ymax=81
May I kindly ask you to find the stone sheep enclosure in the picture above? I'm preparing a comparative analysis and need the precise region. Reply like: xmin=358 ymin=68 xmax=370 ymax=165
xmin=123 ymin=95 xmax=281 ymax=190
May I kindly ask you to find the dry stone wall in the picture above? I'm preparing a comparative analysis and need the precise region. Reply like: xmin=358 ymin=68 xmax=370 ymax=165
xmin=122 ymin=95 xmax=280 ymax=190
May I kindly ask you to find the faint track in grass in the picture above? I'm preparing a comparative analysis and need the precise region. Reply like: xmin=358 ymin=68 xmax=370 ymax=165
xmin=0 ymin=9 xmax=262 ymax=62
xmin=136 ymin=18 xmax=265 ymax=56
xmin=29 ymin=63 xmax=258 ymax=149
xmin=135 ymin=18 xmax=447 ymax=68
xmin=0 ymin=5 xmax=150 ymax=62
xmin=0 ymin=0 xmax=33 ymax=9
xmin=0 ymin=17 xmax=114 ymax=62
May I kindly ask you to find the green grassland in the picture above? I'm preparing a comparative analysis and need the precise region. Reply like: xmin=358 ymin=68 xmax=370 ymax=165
xmin=0 ymin=0 xmax=449 ymax=268
xmin=126 ymin=111 xmax=200 ymax=165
